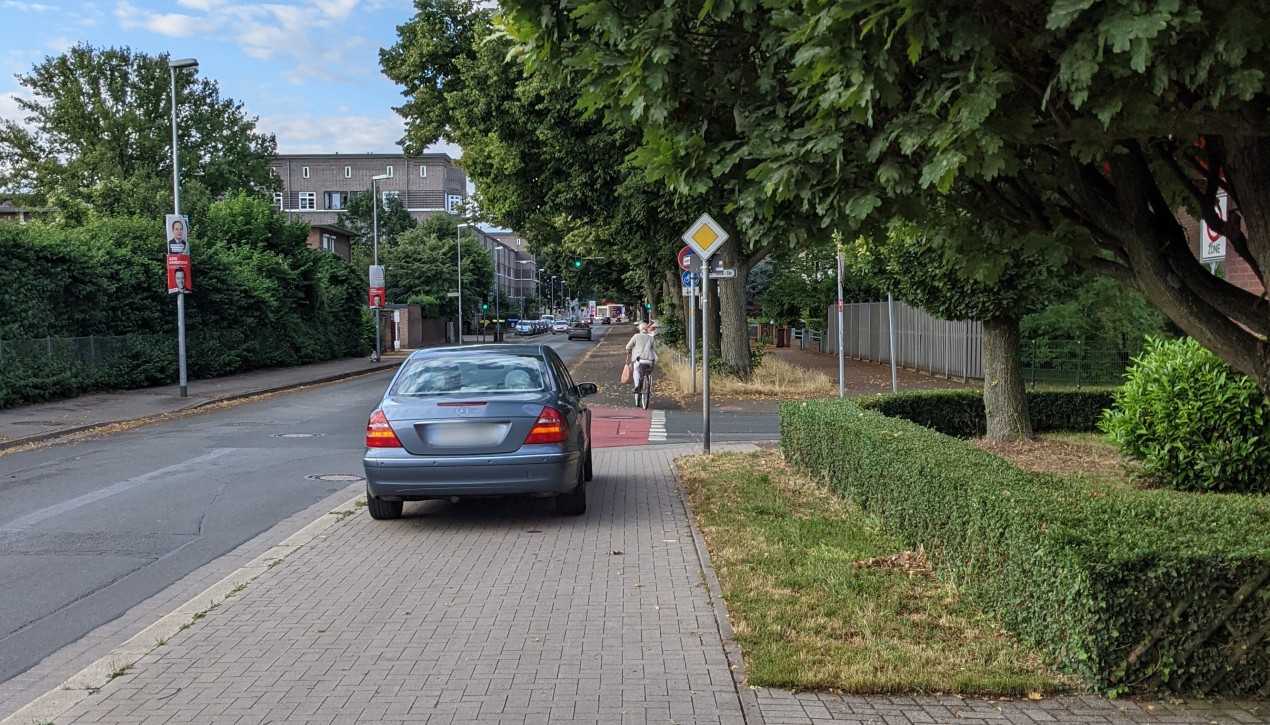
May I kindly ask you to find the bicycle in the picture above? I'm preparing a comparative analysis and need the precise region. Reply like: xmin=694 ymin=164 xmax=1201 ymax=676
xmin=633 ymin=360 xmax=654 ymax=409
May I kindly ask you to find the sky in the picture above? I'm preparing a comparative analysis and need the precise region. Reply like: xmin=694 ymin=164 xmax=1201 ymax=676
xmin=0 ymin=0 xmax=462 ymax=158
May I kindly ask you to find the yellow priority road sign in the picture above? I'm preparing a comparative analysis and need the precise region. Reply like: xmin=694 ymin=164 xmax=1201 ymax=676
xmin=681 ymin=213 xmax=729 ymax=260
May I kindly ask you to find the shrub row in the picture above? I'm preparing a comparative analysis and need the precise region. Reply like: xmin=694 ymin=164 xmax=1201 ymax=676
xmin=855 ymin=388 xmax=1115 ymax=437
xmin=0 ymin=198 xmax=368 ymax=409
xmin=780 ymin=399 xmax=1270 ymax=697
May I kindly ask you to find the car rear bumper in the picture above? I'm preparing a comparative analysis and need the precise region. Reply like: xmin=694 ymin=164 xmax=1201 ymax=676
xmin=363 ymin=450 xmax=582 ymax=499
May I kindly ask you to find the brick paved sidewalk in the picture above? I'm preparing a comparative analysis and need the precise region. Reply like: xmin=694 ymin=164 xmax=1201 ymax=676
xmin=11 ymin=445 xmax=1264 ymax=724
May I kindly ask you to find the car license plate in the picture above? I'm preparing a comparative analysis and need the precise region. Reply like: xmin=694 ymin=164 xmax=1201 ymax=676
xmin=425 ymin=423 xmax=508 ymax=447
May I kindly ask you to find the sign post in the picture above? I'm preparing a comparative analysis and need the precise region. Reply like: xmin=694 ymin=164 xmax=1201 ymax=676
xmin=837 ymin=245 xmax=845 ymax=398
xmin=681 ymin=213 xmax=729 ymax=454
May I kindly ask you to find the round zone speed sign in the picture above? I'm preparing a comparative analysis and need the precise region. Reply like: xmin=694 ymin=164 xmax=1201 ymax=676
xmin=677 ymin=246 xmax=695 ymax=271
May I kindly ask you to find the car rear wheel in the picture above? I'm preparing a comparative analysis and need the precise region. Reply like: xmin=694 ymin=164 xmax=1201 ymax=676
xmin=367 ymin=490 xmax=403 ymax=520
xmin=557 ymin=466 xmax=587 ymax=515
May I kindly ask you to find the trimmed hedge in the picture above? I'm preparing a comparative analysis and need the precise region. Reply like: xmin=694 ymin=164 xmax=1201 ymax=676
xmin=781 ymin=399 xmax=1270 ymax=696
xmin=0 ymin=200 xmax=367 ymax=410
xmin=857 ymin=388 xmax=1116 ymax=437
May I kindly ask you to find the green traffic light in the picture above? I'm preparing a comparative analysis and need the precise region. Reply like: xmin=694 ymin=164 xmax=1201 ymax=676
xmin=573 ymin=260 xmax=582 ymax=268
xmin=482 ymin=303 xmax=489 ymax=310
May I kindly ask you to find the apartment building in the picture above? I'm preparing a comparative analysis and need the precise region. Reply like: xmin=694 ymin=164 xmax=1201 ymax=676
xmin=271 ymin=153 xmax=469 ymax=226
xmin=272 ymin=153 xmax=537 ymax=308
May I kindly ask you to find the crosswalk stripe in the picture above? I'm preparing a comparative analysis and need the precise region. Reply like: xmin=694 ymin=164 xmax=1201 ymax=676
xmin=649 ymin=410 xmax=667 ymax=441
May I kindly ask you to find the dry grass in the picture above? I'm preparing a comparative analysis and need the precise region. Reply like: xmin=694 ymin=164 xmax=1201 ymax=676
xmin=676 ymin=449 xmax=1074 ymax=696
xmin=972 ymin=432 xmax=1135 ymax=483
xmin=659 ymin=353 xmax=837 ymax=398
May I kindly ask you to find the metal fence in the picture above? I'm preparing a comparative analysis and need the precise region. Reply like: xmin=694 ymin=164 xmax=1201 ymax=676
xmin=822 ymin=301 xmax=1132 ymax=387
xmin=0 ymin=334 xmax=167 ymax=366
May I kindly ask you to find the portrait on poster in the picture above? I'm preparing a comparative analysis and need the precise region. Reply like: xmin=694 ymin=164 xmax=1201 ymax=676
xmin=166 ymin=214 xmax=190 ymax=254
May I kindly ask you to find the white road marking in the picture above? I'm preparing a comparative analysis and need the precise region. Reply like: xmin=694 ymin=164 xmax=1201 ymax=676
xmin=0 ymin=449 xmax=238 ymax=532
xmin=649 ymin=410 xmax=667 ymax=441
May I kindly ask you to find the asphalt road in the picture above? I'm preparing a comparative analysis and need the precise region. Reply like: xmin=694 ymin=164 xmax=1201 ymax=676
xmin=0 ymin=335 xmax=599 ymax=700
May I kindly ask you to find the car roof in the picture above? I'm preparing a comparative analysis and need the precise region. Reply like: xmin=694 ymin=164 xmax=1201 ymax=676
xmin=407 ymin=344 xmax=551 ymax=359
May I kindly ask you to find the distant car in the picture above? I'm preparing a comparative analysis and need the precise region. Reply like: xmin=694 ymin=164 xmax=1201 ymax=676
xmin=515 ymin=320 xmax=535 ymax=336
xmin=567 ymin=321 xmax=592 ymax=341
xmin=600 ymin=316 xmax=611 ymax=325
xmin=551 ymin=320 xmax=570 ymax=334
xmin=362 ymin=344 xmax=597 ymax=519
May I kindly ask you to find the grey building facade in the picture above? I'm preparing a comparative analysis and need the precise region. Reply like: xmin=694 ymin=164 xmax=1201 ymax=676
xmin=271 ymin=153 xmax=469 ymax=226
xmin=272 ymin=153 xmax=537 ymax=313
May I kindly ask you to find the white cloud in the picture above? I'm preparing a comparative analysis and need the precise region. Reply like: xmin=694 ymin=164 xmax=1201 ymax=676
xmin=260 ymin=111 xmax=405 ymax=154
xmin=3 ymin=1 xmax=56 ymax=10
xmin=0 ymin=92 xmax=25 ymax=118
xmin=44 ymin=37 xmax=75 ymax=53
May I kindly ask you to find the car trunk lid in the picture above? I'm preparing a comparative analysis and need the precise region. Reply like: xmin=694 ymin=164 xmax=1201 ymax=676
xmin=380 ymin=393 xmax=555 ymax=455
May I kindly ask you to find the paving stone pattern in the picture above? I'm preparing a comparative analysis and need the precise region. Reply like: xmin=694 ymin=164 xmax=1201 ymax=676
xmin=47 ymin=444 xmax=1266 ymax=724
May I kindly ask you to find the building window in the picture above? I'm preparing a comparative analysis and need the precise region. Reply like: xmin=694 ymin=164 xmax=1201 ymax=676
xmin=324 ymin=191 xmax=347 ymax=210
xmin=322 ymin=233 xmax=336 ymax=252
xmin=446 ymin=194 xmax=464 ymax=213
xmin=299 ymin=192 xmax=317 ymax=210
xmin=381 ymin=190 xmax=400 ymax=207
xmin=301 ymin=166 xmax=310 ymax=179
xmin=272 ymin=192 xmax=283 ymax=209
xmin=419 ymin=166 xmax=427 ymax=178
xmin=385 ymin=165 xmax=394 ymax=178
xmin=344 ymin=165 xmax=351 ymax=178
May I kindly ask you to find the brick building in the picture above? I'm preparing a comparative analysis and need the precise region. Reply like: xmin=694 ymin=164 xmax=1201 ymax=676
xmin=271 ymin=153 xmax=537 ymax=310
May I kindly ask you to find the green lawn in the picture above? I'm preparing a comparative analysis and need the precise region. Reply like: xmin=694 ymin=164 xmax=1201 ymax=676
xmin=676 ymin=450 xmax=1076 ymax=695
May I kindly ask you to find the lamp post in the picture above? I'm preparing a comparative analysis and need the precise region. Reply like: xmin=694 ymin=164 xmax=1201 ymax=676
xmin=168 ymin=56 xmax=197 ymax=398
xmin=551 ymin=275 xmax=558 ymax=315
xmin=493 ymin=246 xmax=502 ymax=341
xmin=456 ymin=222 xmax=474 ymax=344
xmin=370 ymin=174 xmax=390 ymax=362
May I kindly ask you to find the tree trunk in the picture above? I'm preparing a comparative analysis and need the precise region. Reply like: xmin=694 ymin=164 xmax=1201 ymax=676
xmin=718 ymin=238 xmax=754 ymax=377
xmin=704 ymin=278 xmax=721 ymax=358
xmin=982 ymin=316 xmax=1033 ymax=442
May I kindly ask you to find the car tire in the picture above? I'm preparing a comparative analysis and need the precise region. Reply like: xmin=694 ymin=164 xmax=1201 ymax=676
xmin=367 ymin=491 xmax=403 ymax=520
xmin=557 ymin=466 xmax=587 ymax=516
xmin=583 ymin=446 xmax=594 ymax=482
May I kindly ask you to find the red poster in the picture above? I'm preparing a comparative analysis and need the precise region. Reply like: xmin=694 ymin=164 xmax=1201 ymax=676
xmin=166 ymin=254 xmax=191 ymax=293
xmin=369 ymin=287 xmax=386 ymax=309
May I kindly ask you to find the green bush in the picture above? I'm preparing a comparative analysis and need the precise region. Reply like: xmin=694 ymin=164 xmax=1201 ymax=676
xmin=857 ymin=388 xmax=1116 ymax=437
xmin=1100 ymin=337 xmax=1270 ymax=494
xmin=0 ymin=199 xmax=368 ymax=410
xmin=781 ymin=399 xmax=1270 ymax=696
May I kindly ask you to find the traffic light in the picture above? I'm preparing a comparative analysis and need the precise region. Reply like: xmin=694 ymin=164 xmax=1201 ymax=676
xmin=573 ymin=259 xmax=582 ymax=268
xmin=645 ymin=302 xmax=652 ymax=309
xmin=481 ymin=302 xmax=489 ymax=310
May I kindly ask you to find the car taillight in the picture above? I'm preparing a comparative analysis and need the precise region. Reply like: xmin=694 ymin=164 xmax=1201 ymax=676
xmin=365 ymin=410 xmax=402 ymax=448
xmin=524 ymin=406 xmax=568 ymax=444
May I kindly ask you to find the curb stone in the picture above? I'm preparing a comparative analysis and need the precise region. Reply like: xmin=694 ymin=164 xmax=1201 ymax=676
xmin=0 ymin=493 xmax=367 ymax=725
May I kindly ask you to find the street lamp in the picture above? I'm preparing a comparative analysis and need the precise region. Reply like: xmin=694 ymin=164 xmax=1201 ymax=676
xmin=370 ymin=173 xmax=390 ymax=362
xmin=551 ymin=275 xmax=558 ymax=316
xmin=456 ymin=222 xmax=475 ymax=344
xmin=169 ymin=56 xmax=197 ymax=398
xmin=492 ymin=246 xmax=502 ymax=341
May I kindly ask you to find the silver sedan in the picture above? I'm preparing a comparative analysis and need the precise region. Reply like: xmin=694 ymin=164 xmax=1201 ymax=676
xmin=362 ymin=344 xmax=596 ymax=519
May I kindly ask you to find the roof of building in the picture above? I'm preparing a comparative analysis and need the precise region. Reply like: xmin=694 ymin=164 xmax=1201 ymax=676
xmin=272 ymin=152 xmax=456 ymax=162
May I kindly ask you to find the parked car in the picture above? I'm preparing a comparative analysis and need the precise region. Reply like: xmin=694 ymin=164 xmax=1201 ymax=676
xmin=600 ymin=316 xmax=611 ymax=325
xmin=551 ymin=320 xmax=570 ymax=334
xmin=515 ymin=320 xmax=535 ymax=336
xmin=567 ymin=321 xmax=592 ymax=341
xmin=362 ymin=345 xmax=597 ymax=519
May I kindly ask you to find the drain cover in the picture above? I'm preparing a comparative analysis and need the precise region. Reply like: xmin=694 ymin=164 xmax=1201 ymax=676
xmin=271 ymin=433 xmax=325 ymax=438
xmin=305 ymin=474 xmax=364 ymax=482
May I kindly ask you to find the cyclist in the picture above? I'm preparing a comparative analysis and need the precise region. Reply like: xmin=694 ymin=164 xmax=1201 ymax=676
xmin=625 ymin=321 xmax=658 ymax=393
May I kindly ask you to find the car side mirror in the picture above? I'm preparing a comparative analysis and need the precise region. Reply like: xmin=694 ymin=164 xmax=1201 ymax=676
xmin=576 ymin=382 xmax=598 ymax=398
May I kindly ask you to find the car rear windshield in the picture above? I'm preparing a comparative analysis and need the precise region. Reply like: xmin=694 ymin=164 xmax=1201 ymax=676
xmin=391 ymin=353 xmax=548 ymax=395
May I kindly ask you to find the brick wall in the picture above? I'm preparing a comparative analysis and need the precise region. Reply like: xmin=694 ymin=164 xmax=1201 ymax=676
xmin=1181 ymin=206 xmax=1263 ymax=295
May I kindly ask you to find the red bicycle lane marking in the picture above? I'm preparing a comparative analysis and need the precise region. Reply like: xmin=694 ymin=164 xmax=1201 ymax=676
xmin=590 ymin=407 xmax=653 ymax=448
